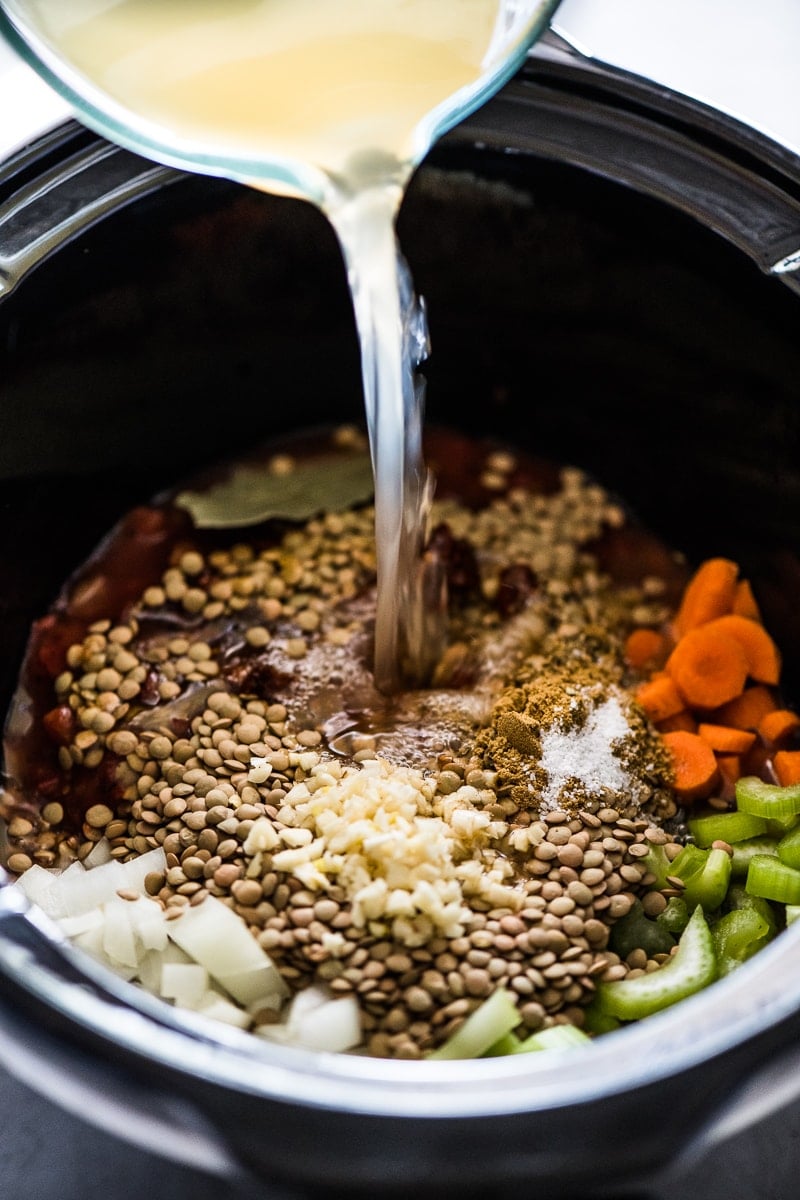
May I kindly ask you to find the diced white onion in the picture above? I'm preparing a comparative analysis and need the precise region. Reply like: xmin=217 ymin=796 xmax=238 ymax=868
xmin=194 ymin=990 xmax=253 ymax=1029
xmin=82 ymin=838 xmax=112 ymax=869
xmin=160 ymin=962 xmax=210 ymax=1008
xmin=101 ymin=897 xmax=140 ymax=969
xmin=12 ymin=864 xmax=61 ymax=914
xmin=137 ymin=942 xmax=192 ymax=993
xmin=50 ymin=860 xmax=125 ymax=918
xmin=216 ymin=964 xmax=288 ymax=1007
xmin=258 ymin=986 xmax=362 ymax=1053
xmin=114 ymin=847 xmax=168 ymax=894
xmin=72 ymin=922 xmax=108 ymax=961
xmin=166 ymin=896 xmax=289 ymax=1005
xmin=126 ymin=895 xmax=169 ymax=952
xmin=276 ymin=988 xmax=361 ymax=1053
xmin=56 ymin=908 xmax=105 ymax=939
xmin=13 ymin=849 xmax=365 ymax=1051
xmin=285 ymin=984 xmax=330 ymax=1029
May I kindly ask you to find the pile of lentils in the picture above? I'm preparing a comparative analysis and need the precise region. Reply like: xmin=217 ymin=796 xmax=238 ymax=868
xmin=1 ymin=433 xmax=692 ymax=1058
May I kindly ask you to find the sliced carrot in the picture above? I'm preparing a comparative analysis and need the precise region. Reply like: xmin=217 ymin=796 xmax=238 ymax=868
xmin=759 ymin=708 xmax=800 ymax=747
xmin=666 ymin=625 xmax=748 ymax=710
xmin=656 ymin=711 xmax=698 ymax=734
xmin=636 ymin=675 xmax=686 ymax=723
xmin=732 ymin=578 xmax=762 ymax=622
xmin=697 ymin=723 xmax=756 ymax=755
xmin=699 ymin=613 xmax=781 ymax=686
xmin=713 ymin=685 xmax=777 ymax=730
xmin=662 ymin=730 xmax=720 ymax=804
xmin=673 ymin=557 xmax=739 ymax=637
xmin=631 ymin=552 xmax=788 ymax=806
xmin=774 ymin=750 xmax=800 ymax=787
xmin=624 ymin=627 xmax=670 ymax=672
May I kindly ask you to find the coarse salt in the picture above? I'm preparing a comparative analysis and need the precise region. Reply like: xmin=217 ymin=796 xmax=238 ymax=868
xmin=539 ymin=693 xmax=633 ymax=810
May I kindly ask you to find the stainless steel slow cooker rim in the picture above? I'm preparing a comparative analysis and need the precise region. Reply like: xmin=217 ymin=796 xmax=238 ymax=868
xmin=3 ymin=883 xmax=800 ymax=1120
xmin=5 ymin=34 xmax=800 ymax=304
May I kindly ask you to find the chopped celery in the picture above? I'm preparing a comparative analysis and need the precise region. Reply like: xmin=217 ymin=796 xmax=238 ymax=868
xmin=687 ymin=847 xmax=732 ymax=912
xmin=667 ymin=843 xmax=708 ymax=881
xmin=688 ymin=809 xmax=769 ymax=847
xmin=786 ymin=906 xmax=800 ymax=925
xmin=513 ymin=1024 xmax=591 ymax=1054
xmin=670 ymin=845 xmax=731 ymax=913
xmin=580 ymin=1001 xmax=621 ymax=1035
xmin=427 ymin=987 xmax=520 ymax=1060
xmin=594 ymin=906 xmax=717 ymax=1021
xmin=641 ymin=843 xmax=673 ymax=890
xmin=725 ymin=882 xmax=778 ymax=936
xmin=609 ymin=898 xmax=676 ymax=958
xmin=726 ymin=881 xmax=766 ymax=912
xmin=767 ymin=814 xmax=800 ymax=837
xmin=656 ymin=896 xmax=690 ymax=935
xmin=777 ymin=824 xmax=800 ymax=870
xmin=482 ymin=1031 xmax=522 ymax=1057
xmin=735 ymin=777 xmax=800 ymax=821
xmin=712 ymin=907 xmax=771 ymax=976
xmin=730 ymin=836 xmax=779 ymax=877
xmin=746 ymin=854 xmax=800 ymax=905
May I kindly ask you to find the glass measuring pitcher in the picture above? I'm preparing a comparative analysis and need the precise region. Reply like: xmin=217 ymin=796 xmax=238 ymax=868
xmin=0 ymin=0 xmax=561 ymax=205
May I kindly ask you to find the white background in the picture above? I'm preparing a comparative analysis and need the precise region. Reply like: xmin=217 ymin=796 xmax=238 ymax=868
xmin=553 ymin=0 xmax=800 ymax=157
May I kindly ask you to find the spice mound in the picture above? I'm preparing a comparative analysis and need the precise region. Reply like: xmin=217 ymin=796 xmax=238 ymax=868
xmin=3 ymin=428 xmax=796 ymax=1060
xmin=480 ymin=632 xmax=673 ymax=815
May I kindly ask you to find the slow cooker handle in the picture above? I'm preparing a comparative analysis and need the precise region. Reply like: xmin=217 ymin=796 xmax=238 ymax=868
xmin=0 ymin=134 xmax=180 ymax=297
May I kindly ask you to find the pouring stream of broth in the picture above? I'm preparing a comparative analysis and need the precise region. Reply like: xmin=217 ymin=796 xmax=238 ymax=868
xmin=1 ymin=0 xmax=558 ymax=691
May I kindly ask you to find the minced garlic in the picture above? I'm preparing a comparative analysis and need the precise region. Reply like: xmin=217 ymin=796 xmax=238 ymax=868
xmin=244 ymin=756 xmax=521 ymax=945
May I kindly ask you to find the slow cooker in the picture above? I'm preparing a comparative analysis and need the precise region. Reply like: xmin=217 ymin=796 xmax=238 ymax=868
xmin=1 ymin=3 xmax=800 ymax=1197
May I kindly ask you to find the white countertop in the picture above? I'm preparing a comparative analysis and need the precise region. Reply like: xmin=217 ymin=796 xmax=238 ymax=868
xmin=1 ymin=0 xmax=800 ymax=162
xmin=553 ymin=0 xmax=800 ymax=158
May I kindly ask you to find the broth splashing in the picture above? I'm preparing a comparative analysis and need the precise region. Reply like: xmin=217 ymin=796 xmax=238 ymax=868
xmin=11 ymin=0 xmax=548 ymax=690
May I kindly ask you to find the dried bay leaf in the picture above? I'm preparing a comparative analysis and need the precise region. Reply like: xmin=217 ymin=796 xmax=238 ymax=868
xmin=176 ymin=451 xmax=374 ymax=529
